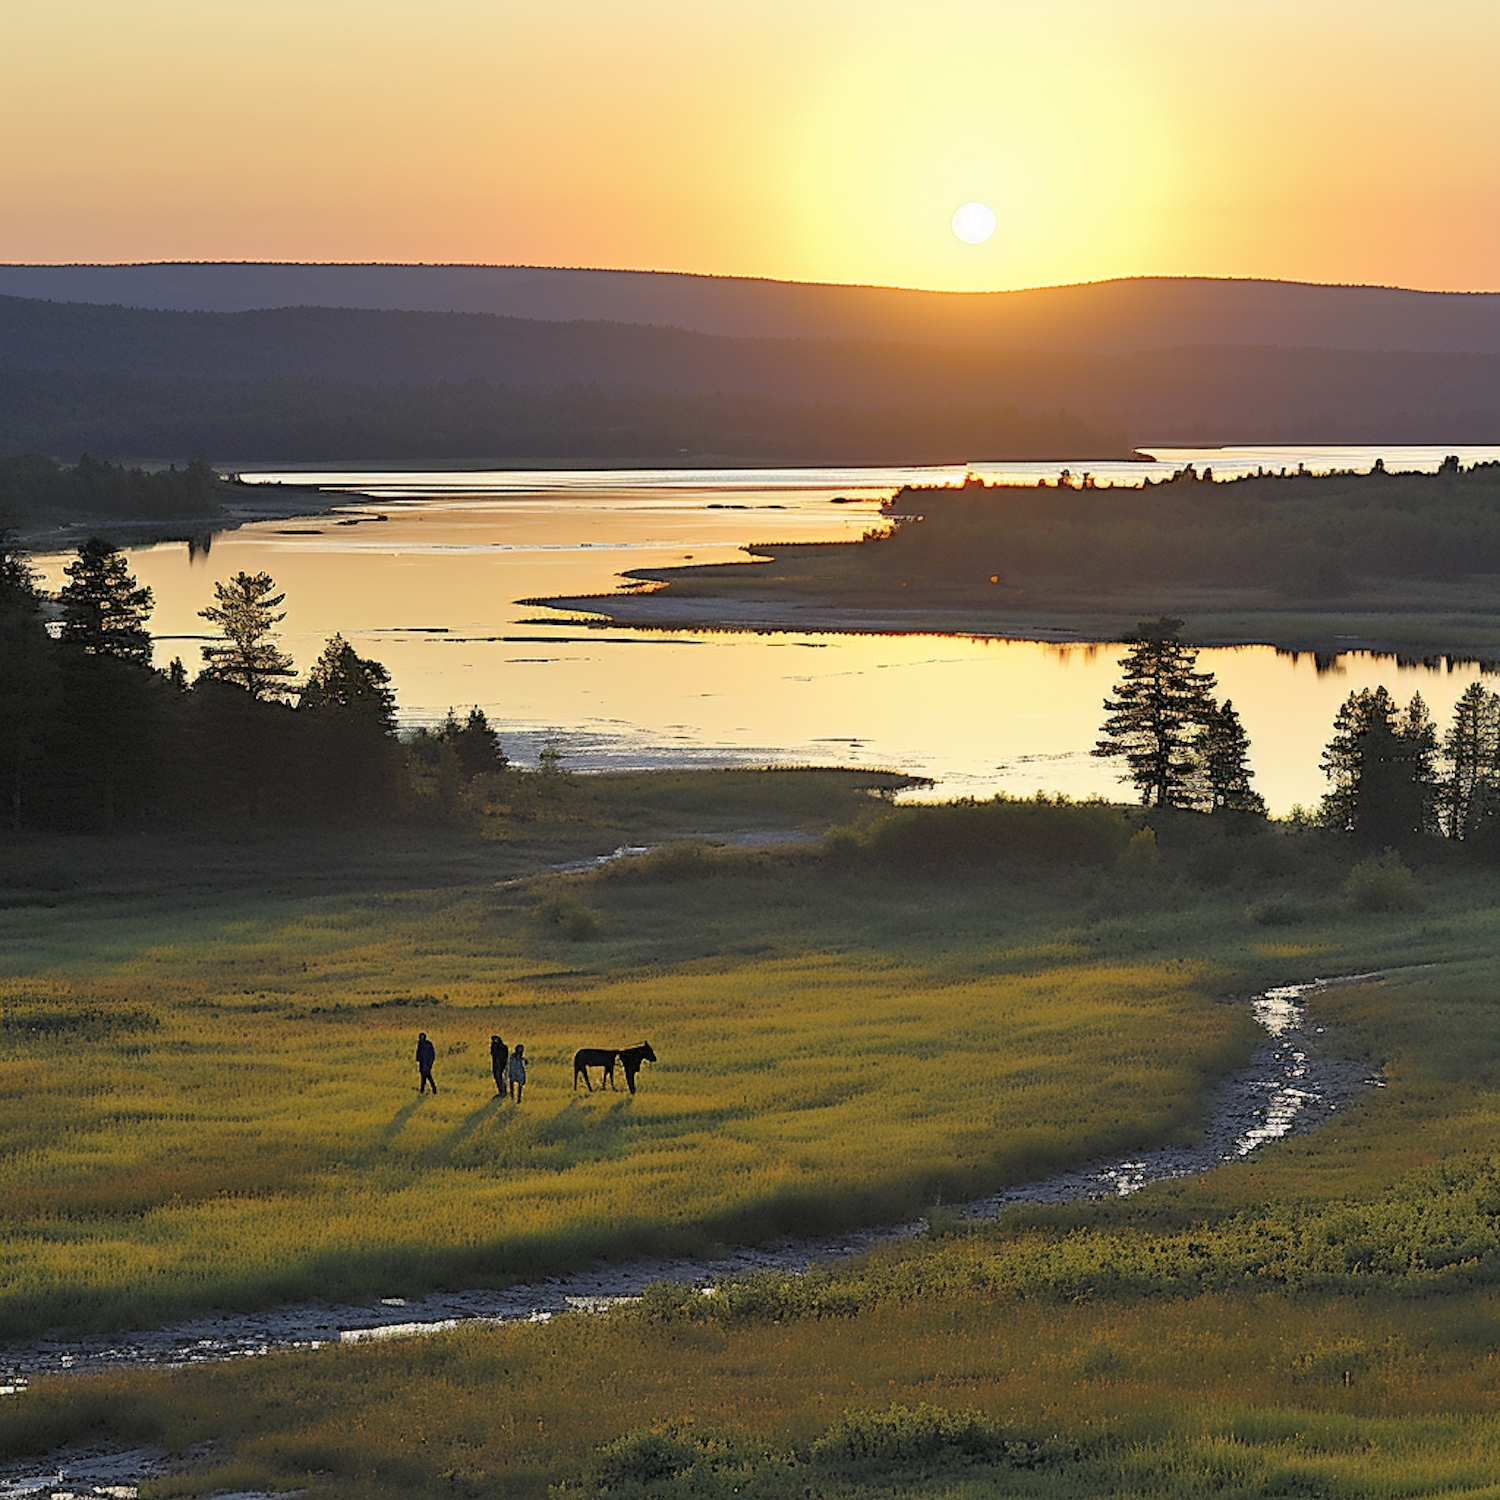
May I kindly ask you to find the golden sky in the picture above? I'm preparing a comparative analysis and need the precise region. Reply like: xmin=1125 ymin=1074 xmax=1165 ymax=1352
xmin=4 ymin=0 xmax=1497 ymax=292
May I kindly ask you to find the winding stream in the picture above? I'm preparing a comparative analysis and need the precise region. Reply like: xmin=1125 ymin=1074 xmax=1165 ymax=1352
xmin=0 ymin=975 xmax=1380 ymax=1393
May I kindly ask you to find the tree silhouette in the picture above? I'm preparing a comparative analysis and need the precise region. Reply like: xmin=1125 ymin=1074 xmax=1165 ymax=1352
xmin=198 ymin=571 xmax=296 ymax=699
xmin=1439 ymin=681 xmax=1500 ymax=839
xmin=297 ymin=634 xmax=396 ymax=730
xmin=297 ymin=635 xmax=402 ymax=819
xmin=0 ymin=532 xmax=52 ymax=828
xmin=57 ymin=537 xmax=153 ymax=664
xmin=1320 ymin=687 xmax=1437 ymax=843
xmin=1200 ymin=699 xmax=1265 ymax=815
xmin=1093 ymin=617 xmax=1218 ymax=807
xmin=440 ymin=706 xmax=507 ymax=779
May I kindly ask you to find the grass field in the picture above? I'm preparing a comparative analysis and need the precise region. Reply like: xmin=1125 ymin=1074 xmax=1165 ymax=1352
xmin=7 ymin=783 xmax=1500 ymax=1496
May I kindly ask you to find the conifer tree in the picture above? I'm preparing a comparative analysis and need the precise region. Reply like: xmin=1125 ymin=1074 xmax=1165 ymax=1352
xmin=1440 ymin=681 xmax=1500 ymax=838
xmin=1319 ymin=687 xmax=1437 ymax=842
xmin=439 ymin=706 xmax=507 ymax=778
xmin=1092 ymin=617 xmax=1218 ymax=807
xmin=57 ymin=537 xmax=153 ymax=664
xmin=198 ymin=571 xmax=296 ymax=699
xmin=1201 ymin=699 xmax=1266 ymax=815
xmin=297 ymin=634 xmax=396 ymax=731
xmin=0 ymin=532 xmax=52 ymax=827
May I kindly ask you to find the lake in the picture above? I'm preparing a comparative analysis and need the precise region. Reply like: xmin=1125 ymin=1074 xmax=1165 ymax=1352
xmin=30 ymin=446 xmax=1500 ymax=816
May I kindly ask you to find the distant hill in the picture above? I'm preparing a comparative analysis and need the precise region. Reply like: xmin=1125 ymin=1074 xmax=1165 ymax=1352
xmin=1 ymin=294 xmax=1497 ymax=453
xmin=4 ymin=263 xmax=1500 ymax=354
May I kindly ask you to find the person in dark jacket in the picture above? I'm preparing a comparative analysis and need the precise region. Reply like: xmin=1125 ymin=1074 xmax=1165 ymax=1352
xmin=491 ymin=1035 xmax=510 ymax=1097
xmin=416 ymin=1032 xmax=437 ymax=1093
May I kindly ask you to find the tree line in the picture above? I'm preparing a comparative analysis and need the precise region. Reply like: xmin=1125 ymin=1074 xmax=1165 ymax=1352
xmin=0 ymin=452 xmax=226 ymax=529
xmin=878 ymin=461 xmax=1500 ymax=598
xmin=1095 ymin=616 xmax=1500 ymax=854
xmin=0 ymin=534 xmax=509 ymax=831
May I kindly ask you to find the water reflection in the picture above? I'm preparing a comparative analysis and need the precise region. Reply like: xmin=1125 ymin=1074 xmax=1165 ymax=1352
xmin=27 ymin=459 xmax=1500 ymax=815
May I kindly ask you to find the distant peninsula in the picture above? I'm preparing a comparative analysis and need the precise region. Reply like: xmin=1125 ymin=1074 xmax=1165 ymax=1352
xmin=537 ymin=461 xmax=1500 ymax=660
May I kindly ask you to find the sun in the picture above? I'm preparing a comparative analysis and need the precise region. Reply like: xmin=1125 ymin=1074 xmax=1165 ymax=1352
xmin=951 ymin=201 xmax=997 ymax=245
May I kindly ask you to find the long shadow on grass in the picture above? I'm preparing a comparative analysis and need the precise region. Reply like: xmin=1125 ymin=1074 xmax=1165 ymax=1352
xmin=382 ymin=1097 xmax=426 ymax=1140
xmin=426 ymin=1098 xmax=506 ymax=1163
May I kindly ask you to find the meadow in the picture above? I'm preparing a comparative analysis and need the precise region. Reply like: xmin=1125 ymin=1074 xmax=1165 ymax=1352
xmin=7 ymin=781 xmax=1500 ymax=1496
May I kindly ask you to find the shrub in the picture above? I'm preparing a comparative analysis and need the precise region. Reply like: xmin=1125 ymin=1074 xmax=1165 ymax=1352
xmin=533 ymin=897 xmax=600 ymax=940
xmin=1344 ymin=850 xmax=1419 ymax=913
xmin=1247 ymin=893 xmax=1307 ymax=926
xmin=810 ymin=1403 xmax=1018 ymax=1471
xmin=862 ymin=795 xmax=1133 ymax=871
xmin=592 ymin=1428 xmax=699 ymax=1487
xmin=1119 ymin=826 xmax=1160 ymax=875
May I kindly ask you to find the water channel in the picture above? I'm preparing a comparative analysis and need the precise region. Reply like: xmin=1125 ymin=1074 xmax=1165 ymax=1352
xmin=27 ymin=446 xmax=1500 ymax=815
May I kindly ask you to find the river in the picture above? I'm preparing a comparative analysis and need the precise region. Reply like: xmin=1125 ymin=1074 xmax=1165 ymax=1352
xmin=28 ymin=446 xmax=1500 ymax=815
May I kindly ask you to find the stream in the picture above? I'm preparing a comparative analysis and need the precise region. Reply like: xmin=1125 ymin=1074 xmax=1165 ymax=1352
xmin=0 ymin=973 xmax=1382 ymax=1498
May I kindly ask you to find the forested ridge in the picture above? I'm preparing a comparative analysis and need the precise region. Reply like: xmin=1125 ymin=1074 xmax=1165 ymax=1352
xmin=0 ymin=373 xmax=1121 ymax=474
xmin=3 ymin=292 xmax=1499 ymax=455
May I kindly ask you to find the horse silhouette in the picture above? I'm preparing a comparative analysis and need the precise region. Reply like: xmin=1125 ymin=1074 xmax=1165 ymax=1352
xmin=573 ymin=1047 xmax=618 ymax=1092
xmin=619 ymin=1041 xmax=656 ymax=1094
xmin=573 ymin=1040 xmax=657 ymax=1094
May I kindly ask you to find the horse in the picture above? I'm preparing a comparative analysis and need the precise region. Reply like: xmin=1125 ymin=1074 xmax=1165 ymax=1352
xmin=618 ymin=1040 xmax=657 ymax=1095
xmin=573 ymin=1047 xmax=619 ymax=1092
xmin=572 ymin=1041 xmax=657 ymax=1093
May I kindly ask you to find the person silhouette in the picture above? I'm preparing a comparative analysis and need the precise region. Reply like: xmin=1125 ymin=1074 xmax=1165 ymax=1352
xmin=508 ymin=1043 xmax=527 ymax=1103
xmin=416 ymin=1032 xmax=437 ymax=1094
xmin=491 ymin=1035 xmax=510 ymax=1097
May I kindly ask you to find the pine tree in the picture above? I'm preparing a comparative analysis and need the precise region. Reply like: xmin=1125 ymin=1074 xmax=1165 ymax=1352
xmin=297 ymin=634 xmax=396 ymax=731
xmin=1319 ymin=687 xmax=1437 ymax=842
xmin=1092 ymin=617 xmax=1218 ymax=807
xmin=439 ymin=706 xmax=507 ymax=779
xmin=297 ymin=635 xmax=401 ymax=819
xmin=57 ymin=537 xmax=153 ymax=664
xmin=0 ymin=532 xmax=53 ymax=828
xmin=198 ymin=571 xmax=296 ymax=699
xmin=1440 ymin=682 xmax=1500 ymax=838
xmin=1200 ymin=699 xmax=1266 ymax=815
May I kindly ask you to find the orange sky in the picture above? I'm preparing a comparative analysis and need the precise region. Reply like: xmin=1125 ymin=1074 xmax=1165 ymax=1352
xmin=4 ymin=0 xmax=1498 ymax=293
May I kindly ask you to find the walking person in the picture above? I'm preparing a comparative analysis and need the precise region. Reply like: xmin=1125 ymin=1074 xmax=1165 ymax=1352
xmin=508 ymin=1043 xmax=527 ymax=1103
xmin=491 ymin=1034 xmax=510 ymax=1097
xmin=416 ymin=1031 xmax=437 ymax=1094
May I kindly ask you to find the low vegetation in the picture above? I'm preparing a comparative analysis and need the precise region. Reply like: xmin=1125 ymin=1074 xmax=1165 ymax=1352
xmin=7 ymin=784 xmax=1500 ymax=1495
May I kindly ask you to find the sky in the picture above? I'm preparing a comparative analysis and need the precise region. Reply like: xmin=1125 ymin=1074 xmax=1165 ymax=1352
xmin=3 ymin=0 xmax=1498 ymax=293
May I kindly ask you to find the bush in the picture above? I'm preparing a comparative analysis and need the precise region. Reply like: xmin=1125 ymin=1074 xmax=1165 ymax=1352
xmin=533 ymin=897 xmax=601 ymax=940
xmin=1344 ymin=851 xmax=1419 ymax=913
xmin=1247 ymin=893 xmax=1307 ymax=927
xmin=1119 ymin=826 xmax=1160 ymax=875
xmin=810 ymin=1403 xmax=1019 ymax=1472
xmin=862 ymin=795 xmax=1133 ymax=871
xmin=592 ymin=1428 xmax=700 ymax=1487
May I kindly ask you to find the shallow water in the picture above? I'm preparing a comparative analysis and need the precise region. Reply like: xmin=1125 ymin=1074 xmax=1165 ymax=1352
xmin=0 ymin=974 xmax=1380 ymax=1391
xmin=28 ymin=448 xmax=1500 ymax=814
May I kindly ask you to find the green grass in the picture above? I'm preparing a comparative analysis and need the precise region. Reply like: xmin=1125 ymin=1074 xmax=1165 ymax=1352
xmin=9 ymin=792 xmax=1500 ymax=1496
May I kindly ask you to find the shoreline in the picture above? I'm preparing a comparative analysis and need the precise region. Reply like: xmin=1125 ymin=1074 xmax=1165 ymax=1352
xmin=14 ymin=482 xmax=379 ymax=554
xmin=532 ymin=589 xmax=1500 ymax=662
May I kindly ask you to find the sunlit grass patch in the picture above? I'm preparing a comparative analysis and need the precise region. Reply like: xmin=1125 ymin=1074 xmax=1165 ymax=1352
xmin=0 ymin=835 xmax=1279 ymax=1336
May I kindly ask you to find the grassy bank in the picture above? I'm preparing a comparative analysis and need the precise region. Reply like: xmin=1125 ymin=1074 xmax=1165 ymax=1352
xmin=1 ymin=805 xmax=1262 ymax=1337
xmin=8 ymin=789 xmax=1500 ymax=1495
xmin=9 ymin=953 xmax=1500 ymax=1496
